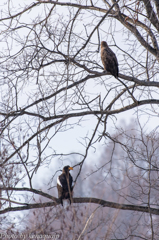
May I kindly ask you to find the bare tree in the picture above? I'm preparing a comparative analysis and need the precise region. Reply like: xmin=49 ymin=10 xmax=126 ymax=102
xmin=0 ymin=0 xmax=159 ymax=239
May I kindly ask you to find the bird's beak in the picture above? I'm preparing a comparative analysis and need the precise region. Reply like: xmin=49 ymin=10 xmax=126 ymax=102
xmin=69 ymin=167 xmax=73 ymax=170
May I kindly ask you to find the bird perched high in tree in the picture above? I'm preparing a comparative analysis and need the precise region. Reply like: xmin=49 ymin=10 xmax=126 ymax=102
xmin=101 ymin=41 xmax=119 ymax=78
xmin=57 ymin=165 xmax=73 ymax=206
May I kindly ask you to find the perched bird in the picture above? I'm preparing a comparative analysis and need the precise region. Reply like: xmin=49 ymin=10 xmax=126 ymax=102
xmin=57 ymin=165 xmax=73 ymax=206
xmin=101 ymin=41 xmax=119 ymax=78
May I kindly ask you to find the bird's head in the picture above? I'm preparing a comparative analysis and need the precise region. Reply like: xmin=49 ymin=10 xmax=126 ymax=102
xmin=62 ymin=165 xmax=73 ymax=174
xmin=101 ymin=41 xmax=108 ymax=48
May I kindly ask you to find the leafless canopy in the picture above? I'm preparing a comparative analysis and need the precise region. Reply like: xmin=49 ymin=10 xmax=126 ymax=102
xmin=0 ymin=0 xmax=159 ymax=238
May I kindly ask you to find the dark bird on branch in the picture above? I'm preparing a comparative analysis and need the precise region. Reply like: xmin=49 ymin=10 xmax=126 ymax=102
xmin=57 ymin=165 xmax=73 ymax=206
xmin=101 ymin=41 xmax=119 ymax=78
